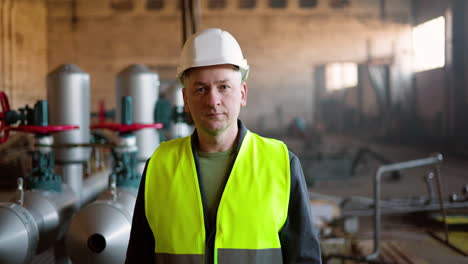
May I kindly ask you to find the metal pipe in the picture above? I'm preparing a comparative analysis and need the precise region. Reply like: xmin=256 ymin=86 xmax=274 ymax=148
xmin=81 ymin=169 xmax=110 ymax=205
xmin=24 ymin=186 xmax=77 ymax=252
xmin=0 ymin=203 xmax=39 ymax=264
xmin=424 ymin=172 xmax=436 ymax=204
xmin=433 ymin=161 xmax=449 ymax=242
xmin=0 ymin=169 xmax=110 ymax=264
xmin=58 ymin=163 xmax=84 ymax=207
xmin=366 ymin=153 xmax=443 ymax=260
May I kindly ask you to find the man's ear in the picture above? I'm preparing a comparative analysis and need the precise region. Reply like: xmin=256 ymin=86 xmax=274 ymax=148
xmin=240 ymin=82 xmax=248 ymax=107
xmin=182 ymin=88 xmax=190 ymax=112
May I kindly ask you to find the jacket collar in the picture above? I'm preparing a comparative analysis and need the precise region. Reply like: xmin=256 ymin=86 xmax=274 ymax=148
xmin=190 ymin=119 xmax=247 ymax=153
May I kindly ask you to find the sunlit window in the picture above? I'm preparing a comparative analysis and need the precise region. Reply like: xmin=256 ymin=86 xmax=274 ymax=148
xmin=325 ymin=63 xmax=358 ymax=91
xmin=413 ymin=16 xmax=445 ymax=72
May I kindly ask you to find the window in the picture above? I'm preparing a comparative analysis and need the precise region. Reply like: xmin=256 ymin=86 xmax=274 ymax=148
xmin=413 ymin=16 xmax=445 ymax=72
xmin=147 ymin=0 xmax=164 ymax=10
xmin=208 ymin=0 xmax=226 ymax=9
xmin=329 ymin=0 xmax=350 ymax=8
xmin=269 ymin=0 xmax=286 ymax=9
xmin=110 ymin=0 xmax=134 ymax=11
xmin=325 ymin=63 xmax=358 ymax=91
xmin=239 ymin=0 xmax=256 ymax=9
xmin=300 ymin=0 xmax=317 ymax=8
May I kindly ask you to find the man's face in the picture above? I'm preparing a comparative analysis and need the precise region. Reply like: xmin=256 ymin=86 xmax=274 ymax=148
xmin=183 ymin=64 xmax=247 ymax=136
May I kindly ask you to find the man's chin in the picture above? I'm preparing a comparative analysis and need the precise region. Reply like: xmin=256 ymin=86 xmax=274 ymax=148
xmin=205 ymin=126 xmax=226 ymax=136
xmin=200 ymin=122 xmax=229 ymax=136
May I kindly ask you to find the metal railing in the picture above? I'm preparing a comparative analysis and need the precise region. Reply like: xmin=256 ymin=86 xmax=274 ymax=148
xmin=366 ymin=153 xmax=445 ymax=260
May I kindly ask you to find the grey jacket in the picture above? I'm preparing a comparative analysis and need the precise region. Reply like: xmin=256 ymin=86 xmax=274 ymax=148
xmin=125 ymin=121 xmax=321 ymax=264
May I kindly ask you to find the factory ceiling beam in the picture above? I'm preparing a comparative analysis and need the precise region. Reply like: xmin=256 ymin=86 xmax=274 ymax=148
xmin=181 ymin=0 xmax=201 ymax=46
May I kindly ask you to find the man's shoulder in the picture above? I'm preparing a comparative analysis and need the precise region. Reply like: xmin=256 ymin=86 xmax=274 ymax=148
xmin=288 ymin=150 xmax=297 ymax=163
xmin=151 ymin=136 xmax=191 ymax=157
xmin=248 ymin=131 xmax=287 ymax=147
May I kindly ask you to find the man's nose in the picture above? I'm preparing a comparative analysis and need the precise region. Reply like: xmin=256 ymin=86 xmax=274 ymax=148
xmin=206 ymin=87 xmax=221 ymax=106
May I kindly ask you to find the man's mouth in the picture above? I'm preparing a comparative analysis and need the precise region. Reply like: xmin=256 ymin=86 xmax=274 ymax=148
xmin=206 ymin=112 xmax=223 ymax=118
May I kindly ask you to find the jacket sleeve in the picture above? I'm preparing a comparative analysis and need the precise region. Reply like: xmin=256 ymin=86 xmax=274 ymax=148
xmin=279 ymin=152 xmax=322 ymax=264
xmin=125 ymin=160 xmax=156 ymax=264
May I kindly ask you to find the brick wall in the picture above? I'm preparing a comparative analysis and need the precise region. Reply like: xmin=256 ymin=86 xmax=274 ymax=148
xmin=46 ymin=0 xmax=412 ymax=133
xmin=0 ymin=0 xmax=47 ymax=109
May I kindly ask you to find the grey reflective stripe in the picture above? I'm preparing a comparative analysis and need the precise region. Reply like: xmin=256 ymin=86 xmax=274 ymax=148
xmin=155 ymin=253 xmax=203 ymax=264
xmin=218 ymin=248 xmax=283 ymax=264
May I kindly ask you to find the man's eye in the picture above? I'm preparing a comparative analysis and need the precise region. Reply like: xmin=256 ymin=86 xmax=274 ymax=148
xmin=220 ymin=85 xmax=229 ymax=90
xmin=195 ymin=87 xmax=206 ymax=92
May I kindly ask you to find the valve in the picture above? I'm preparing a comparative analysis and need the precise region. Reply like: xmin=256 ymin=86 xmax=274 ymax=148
xmin=91 ymin=96 xmax=162 ymax=133
xmin=10 ymin=125 xmax=79 ymax=134
xmin=0 ymin=91 xmax=11 ymax=143
xmin=90 ymin=122 xmax=163 ymax=133
xmin=0 ymin=92 xmax=79 ymax=191
xmin=0 ymin=92 xmax=79 ymax=139
xmin=91 ymin=96 xmax=163 ymax=189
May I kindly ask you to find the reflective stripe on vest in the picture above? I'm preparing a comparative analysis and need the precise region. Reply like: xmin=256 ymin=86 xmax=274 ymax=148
xmin=145 ymin=131 xmax=290 ymax=264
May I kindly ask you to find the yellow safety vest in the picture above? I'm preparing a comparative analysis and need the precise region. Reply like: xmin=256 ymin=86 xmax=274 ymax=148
xmin=145 ymin=131 xmax=290 ymax=264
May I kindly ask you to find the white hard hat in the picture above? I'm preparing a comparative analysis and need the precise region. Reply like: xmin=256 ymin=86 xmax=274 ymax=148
xmin=177 ymin=28 xmax=250 ymax=84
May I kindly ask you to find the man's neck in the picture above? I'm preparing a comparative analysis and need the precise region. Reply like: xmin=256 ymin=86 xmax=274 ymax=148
xmin=197 ymin=125 xmax=238 ymax=152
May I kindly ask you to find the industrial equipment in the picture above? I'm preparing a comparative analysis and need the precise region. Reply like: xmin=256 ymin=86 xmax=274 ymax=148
xmin=315 ymin=153 xmax=468 ymax=263
xmin=66 ymin=96 xmax=163 ymax=264
xmin=0 ymin=91 xmax=109 ymax=264
xmin=48 ymin=64 xmax=91 ymax=205
xmin=116 ymin=64 xmax=160 ymax=174
xmin=170 ymin=84 xmax=192 ymax=139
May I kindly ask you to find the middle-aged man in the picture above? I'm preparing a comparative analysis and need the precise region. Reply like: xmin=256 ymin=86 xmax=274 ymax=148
xmin=125 ymin=28 xmax=322 ymax=264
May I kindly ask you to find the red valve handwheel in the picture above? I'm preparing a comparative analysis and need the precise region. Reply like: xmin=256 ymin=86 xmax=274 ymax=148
xmin=9 ymin=125 xmax=79 ymax=135
xmin=98 ymin=100 xmax=106 ymax=124
xmin=0 ymin=92 xmax=78 ymax=141
xmin=0 ymin=91 xmax=11 ymax=143
xmin=91 ymin=123 xmax=163 ymax=133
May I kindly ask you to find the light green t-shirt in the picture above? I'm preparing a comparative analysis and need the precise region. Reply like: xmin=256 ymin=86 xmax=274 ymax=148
xmin=198 ymin=148 xmax=236 ymax=222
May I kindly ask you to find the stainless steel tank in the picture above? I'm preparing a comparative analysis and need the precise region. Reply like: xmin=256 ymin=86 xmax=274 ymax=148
xmin=116 ymin=64 xmax=159 ymax=173
xmin=170 ymin=84 xmax=192 ymax=139
xmin=47 ymin=64 xmax=91 ymax=200
xmin=0 ymin=186 xmax=76 ymax=264
xmin=0 ymin=203 xmax=39 ymax=264
xmin=0 ymin=170 xmax=109 ymax=264
xmin=65 ymin=189 xmax=137 ymax=264
xmin=47 ymin=64 xmax=91 ymax=163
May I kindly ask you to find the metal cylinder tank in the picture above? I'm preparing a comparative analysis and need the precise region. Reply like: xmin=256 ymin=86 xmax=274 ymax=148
xmin=170 ymin=84 xmax=192 ymax=139
xmin=0 ymin=186 xmax=76 ymax=264
xmin=116 ymin=64 xmax=159 ymax=173
xmin=47 ymin=64 xmax=91 ymax=201
xmin=66 ymin=190 xmax=137 ymax=264
xmin=0 ymin=203 xmax=39 ymax=264
xmin=0 ymin=171 xmax=108 ymax=264
xmin=47 ymin=64 xmax=91 ymax=163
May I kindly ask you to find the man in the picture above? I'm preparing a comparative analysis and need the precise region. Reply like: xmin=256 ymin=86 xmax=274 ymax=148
xmin=126 ymin=28 xmax=321 ymax=264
